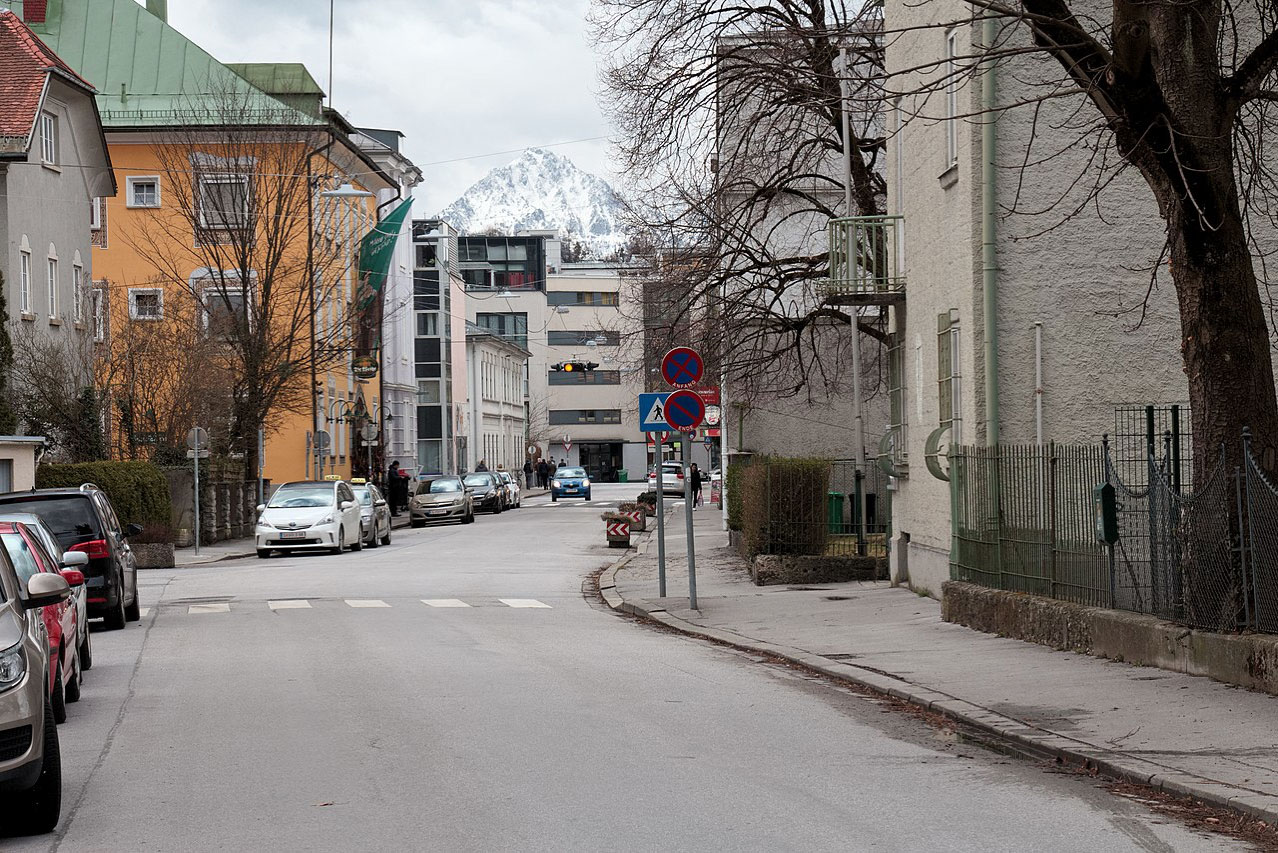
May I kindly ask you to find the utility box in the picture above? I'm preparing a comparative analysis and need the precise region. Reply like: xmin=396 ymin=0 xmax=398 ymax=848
xmin=1093 ymin=483 xmax=1119 ymax=544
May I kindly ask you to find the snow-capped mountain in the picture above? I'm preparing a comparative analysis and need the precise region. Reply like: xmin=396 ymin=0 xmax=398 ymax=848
xmin=439 ymin=148 xmax=626 ymax=254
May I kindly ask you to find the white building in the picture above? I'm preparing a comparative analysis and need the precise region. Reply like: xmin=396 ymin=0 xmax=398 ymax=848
xmin=355 ymin=128 xmax=422 ymax=474
xmin=465 ymin=322 xmax=529 ymax=473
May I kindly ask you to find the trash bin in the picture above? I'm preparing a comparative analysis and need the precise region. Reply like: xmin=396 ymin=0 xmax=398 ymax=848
xmin=827 ymin=492 xmax=846 ymax=534
xmin=617 ymin=469 xmax=628 ymax=483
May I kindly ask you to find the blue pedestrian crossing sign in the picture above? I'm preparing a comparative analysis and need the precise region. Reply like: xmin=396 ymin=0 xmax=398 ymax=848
xmin=639 ymin=392 xmax=672 ymax=432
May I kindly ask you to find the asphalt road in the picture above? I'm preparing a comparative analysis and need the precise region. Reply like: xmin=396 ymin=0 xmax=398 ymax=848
xmin=10 ymin=483 xmax=1241 ymax=851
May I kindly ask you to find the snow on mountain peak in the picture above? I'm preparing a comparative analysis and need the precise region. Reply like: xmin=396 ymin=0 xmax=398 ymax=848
xmin=438 ymin=148 xmax=626 ymax=253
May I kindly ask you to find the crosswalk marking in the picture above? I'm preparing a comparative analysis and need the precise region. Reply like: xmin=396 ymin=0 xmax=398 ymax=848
xmin=345 ymin=599 xmax=390 ymax=608
xmin=499 ymin=598 xmax=552 ymax=609
xmin=188 ymin=603 xmax=230 ymax=614
xmin=422 ymin=599 xmax=471 ymax=608
xmin=269 ymin=600 xmax=312 ymax=610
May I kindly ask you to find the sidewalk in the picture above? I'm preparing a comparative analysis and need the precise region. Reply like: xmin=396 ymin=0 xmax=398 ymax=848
xmin=601 ymin=504 xmax=1278 ymax=824
xmin=174 ymin=512 xmax=417 ymax=567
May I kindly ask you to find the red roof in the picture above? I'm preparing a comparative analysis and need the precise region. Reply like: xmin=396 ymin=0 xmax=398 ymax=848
xmin=0 ymin=10 xmax=95 ymax=140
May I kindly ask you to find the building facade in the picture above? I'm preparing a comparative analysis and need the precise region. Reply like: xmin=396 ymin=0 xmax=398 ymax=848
xmin=465 ymin=323 xmax=529 ymax=473
xmin=410 ymin=219 xmax=467 ymax=475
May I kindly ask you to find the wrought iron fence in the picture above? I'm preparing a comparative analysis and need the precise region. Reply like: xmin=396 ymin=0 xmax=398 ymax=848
xmin=951 ymin=434 xmax=1278 ymax=634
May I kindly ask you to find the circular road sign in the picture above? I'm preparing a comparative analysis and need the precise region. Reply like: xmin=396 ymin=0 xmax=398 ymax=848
xmin=186 ymin=426 xmax=209 ymax=450
xmin=661 ymin=347 xmax=704 ymax=388
xmin=360 ymin=423 xmax=379 ymax=441
xmin=705 ymin=404 xmax=722 ymax=427
xmin=315 ymin=429 xmax=332 ymax=452
xmin=664 ymin=389 xmax=706 ymax=432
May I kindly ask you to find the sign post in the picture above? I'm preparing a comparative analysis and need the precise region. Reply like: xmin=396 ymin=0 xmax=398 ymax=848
xmin=361 ymin=423 xmax=379 ymax=479
xmin=658 ymin=348 xmax=706 ymax=609
xmin=187 ymin=427 xmax=208 ymax=557
xmin=649 ymin=431 xmax=668 ymax=597
xmin=682 ymin=431 xmax=698 ymax=610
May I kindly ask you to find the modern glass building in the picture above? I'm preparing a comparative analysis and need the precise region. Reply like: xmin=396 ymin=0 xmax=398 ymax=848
xmin=411 ymin=219 xmax=461 ymax=474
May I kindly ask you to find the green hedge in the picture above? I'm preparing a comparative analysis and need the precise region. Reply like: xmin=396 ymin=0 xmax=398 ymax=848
xmin=741 ymin=458 xmax=830 ymax=557
xmin=35 ymin=461 xmax=172 ymax=528
xmin=726 ymin=461 xmax=747 ymax=531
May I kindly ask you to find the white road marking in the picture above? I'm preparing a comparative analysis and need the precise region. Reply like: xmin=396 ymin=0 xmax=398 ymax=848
xmin=188 ymin=603 xmax=230 ymax=614
xmin=269 ymin=600 xmax=312 ymax=610
xmin=422 ymin=599 xmax=471 ymax=608
xmin=139 ymin=607 xmax=150 ymax=617
xmin=500 ymin=599 xmax=552 ymax=609
xmin=345 ymin=599 xmax=390 ymax=608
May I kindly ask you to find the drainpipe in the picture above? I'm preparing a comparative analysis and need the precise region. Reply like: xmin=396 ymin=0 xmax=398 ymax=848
xmin=982 ymin=17 xmax=1000 ymax=448
xmin=1034 ymin=322 xmax=1043 ymax=445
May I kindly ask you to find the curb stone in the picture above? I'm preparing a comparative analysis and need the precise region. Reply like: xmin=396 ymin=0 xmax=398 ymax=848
xmin=596 ymin=561 xmax=1278 ymax=826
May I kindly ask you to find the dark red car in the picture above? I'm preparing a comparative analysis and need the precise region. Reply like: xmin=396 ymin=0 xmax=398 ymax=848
xmin=0 ymin=522 xmax=84 ymax=724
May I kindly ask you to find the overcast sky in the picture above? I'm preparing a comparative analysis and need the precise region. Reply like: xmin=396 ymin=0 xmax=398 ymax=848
xmin=163 ymin=0 xmax=616 ymax=211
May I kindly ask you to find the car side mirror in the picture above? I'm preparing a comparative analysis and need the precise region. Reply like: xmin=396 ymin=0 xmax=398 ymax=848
xmin=60 ymin=568 xmax=85 ymax=587
xmin=60 ymin=550 xmax=89 ymax=569
xmin=125 ymin=523 xmax=144 ymax=538
xmin=341 ymin=501 xmax=355 ymax=511
xmin=375 ymin=500 xmax=387 ymax=507
xmin=24 ymin=573 xmax=70 ymax=609
xmin=256 ymin=504 xmax=266 ymax=514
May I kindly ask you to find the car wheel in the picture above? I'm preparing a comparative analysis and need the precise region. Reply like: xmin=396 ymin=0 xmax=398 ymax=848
xmin=585 ymin=490 xmax=592 ymax=501
xmin=365 ymin=526 xmax=379 ymax=548
xmin=551 ymin=494 xmax=558 ymax=503
xmin=331 ymin=529 xmax=345 ymax=556
xmin=350 ymin=525 xmax=363 ymax=552
xmin=462 ymin=510 xmax=475 ymax=525
xmin=3 ymin=697 xmax=61 ymax=834
xmin=257 ymin=549 xmax=271 ymax=559
xmin=410 ymin=519 xmax=424 ymax=529
xmin=494 ymin=499 xmax=503 ymax=514
xmin=125 ymin=580 xmax=141 ymax=623
xmin=103 ymin=576 xmax=126 ymax=631
xmin=79 ymin=630 xmax=92 ymax=672
xmin=51 ymin=661 xmax=67 ymax=725
xmin=65 ymin=655 xmax=81 ymax=704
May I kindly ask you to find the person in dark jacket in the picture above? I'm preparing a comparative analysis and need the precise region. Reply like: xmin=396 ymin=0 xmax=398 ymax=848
xmin=476 ymin=460 xmax=489 ymax=472
xmin=690 ymin=463 xmax=703 ymax=508
xmin=537 ymin=459 xmax=549 ymax=488
xmin=387 ymin=462 xmax=402 ymax=515
xmin=523 ymin=459 xmax=535 ymax=489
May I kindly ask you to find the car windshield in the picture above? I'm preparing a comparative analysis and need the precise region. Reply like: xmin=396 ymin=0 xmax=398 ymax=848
xmin=557 ymin=468 xmax=587 ymax=478
xmin=0 ymin=496 xmax=101 ymax=550
xmin=352 ymin=488 xmax=374 ymax=507
xmin=463 ymin=474 xmax=494 ymax=488
xmin=267 ymin=486 xmax=335 ymax=508
xmin=418 ymin=479 xmax=462 ymax=494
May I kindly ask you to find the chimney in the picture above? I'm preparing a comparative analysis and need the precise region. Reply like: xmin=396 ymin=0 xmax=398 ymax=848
xmin=23 ymin=1 xmax=47 ymax=24
xmin=146 ymin=0 xmax=167 ymax=22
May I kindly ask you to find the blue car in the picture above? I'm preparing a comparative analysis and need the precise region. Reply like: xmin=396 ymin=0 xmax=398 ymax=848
xmin=551 ymin=467 xmax=592 ymax=502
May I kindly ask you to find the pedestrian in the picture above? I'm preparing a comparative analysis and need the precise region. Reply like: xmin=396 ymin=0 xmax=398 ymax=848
xmin=387 ymin=461 xmax=401 ymax=515
xmin=524 ymin=459 xmax=535 ymax=489
xmin=690 ymin=462 xmax=703 ymax=508
xmin=537 ymin=458 xmax=549 ymax=488
xmin=548 ymin=459 xmax=558 ymax=482
xmin=476 ymin=459 xmax=489 ymax=472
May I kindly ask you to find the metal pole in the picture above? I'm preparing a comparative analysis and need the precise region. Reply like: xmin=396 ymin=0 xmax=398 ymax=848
xmin=193 ymin=432 xmax=201 ymax=557
xmin=840 ymin=48 xmax=869 ymax=556
xmin=683 ymin=433 xmax=698 ymax=609
xmin=257 ymin=427 xmax=264 ymax=506
xmin=656 ymin=434 xmax=667 ymax=597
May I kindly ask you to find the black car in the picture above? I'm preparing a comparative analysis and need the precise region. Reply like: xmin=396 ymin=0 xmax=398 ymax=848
xmin=0 ymin=485 xmax=141 ymax=630
xmin=462 ymin=472 xmax=506 ymax=513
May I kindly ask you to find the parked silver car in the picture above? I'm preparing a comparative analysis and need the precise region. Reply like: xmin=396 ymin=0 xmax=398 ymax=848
xmin=410 ymin=476 xmax=475 ymax=527
xmin=497 ymin=471 xmax=521 ymax=509
xmin=350 ymin=481 xmax=392 ymax=548
xmin=0 ymin=545 xmax=71 ymax=834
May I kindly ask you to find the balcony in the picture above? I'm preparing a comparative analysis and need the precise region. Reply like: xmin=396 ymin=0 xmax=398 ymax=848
xmin=823 ymin=215 xmax=905 ymax=306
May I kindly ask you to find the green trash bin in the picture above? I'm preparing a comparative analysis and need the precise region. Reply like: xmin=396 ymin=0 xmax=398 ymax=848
xmin=826 ymin=492 xmax=846 ymax=534
xmin=617 ymin=469 xmax=629 ymax=483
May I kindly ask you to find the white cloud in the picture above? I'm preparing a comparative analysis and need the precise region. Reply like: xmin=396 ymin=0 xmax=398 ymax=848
xmin=162 ymin=0 xmax=616 ymax=212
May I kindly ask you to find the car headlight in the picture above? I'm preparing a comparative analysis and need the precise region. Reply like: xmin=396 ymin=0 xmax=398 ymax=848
xmin=553 ymin=480 xmax=562 ymax=488
xmin=485 ymin=490 xmax=496 ymax=498
xmin=319 ymin=514 xmax=334 ymax=525
xmin=583 ymin=479 xmax=590 ymax=487
xmin=256 ymin=520 xmax=274 ymax=530
xmin=0 ymin=641 xmax=26 ymax=690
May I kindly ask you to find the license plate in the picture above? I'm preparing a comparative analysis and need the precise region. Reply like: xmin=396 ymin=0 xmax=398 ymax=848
xmin=428 ymin=509 xmax=447 ymax=516
xmin=280 ymin=530 xmax=306 ymax=539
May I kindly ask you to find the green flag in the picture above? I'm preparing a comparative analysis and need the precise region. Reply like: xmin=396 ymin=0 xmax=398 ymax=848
xmin=356 ymin=198 xmax=413 ymax=310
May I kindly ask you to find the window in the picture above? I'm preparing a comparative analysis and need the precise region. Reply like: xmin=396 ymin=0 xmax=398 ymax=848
xmin=126 ymin=176 xmax=162 ymax=208
xmin=414 ymin=270 xmax=441 ymax=310
xmin=886 ymin=336 xmax=907 ymax=465
xmin=547 ymin=330 xmax=620 ymax=347
xmin=549 ymin=409 xmax=622 ymax=425
xmin=39 ymin=112 xmax=57 ymax=165
xmin=945 ymin=29 xmax=960 ymax=167
xmin=938 ymin=312 xmax=962 ymax=443
xmin=416 ymin=312 xmax=439 ymax=336
xmin=417 ymin=380 xmax=440 ymax=405
xmin=91 ymin=285 xmax=106 ymax=342
xmin=415 ymin=243 xmax=438 ymax=268
xmin=549 ymin=370 xmax=621 ymax=386
xmin=548 ymin=291 xmax=618 ymax=307
xmin=129 ymin=288 xmax=164 ymax=320
xmin=72 ymin=264 xmax=84 ymax=323
xmin=475 ymin=312 xmax=527 ymax=349
xmin=204 ymin=286 xmax=247 ymax=337
xmin=198 ymin=174 xmax=251 ymax=230
xmin=90 ymin=198 xmax=103 ymax=230
xmin=46 ymin=255 xmax=57 ymax=318
xmin=19 ymin=249 xmax=31 ymax=315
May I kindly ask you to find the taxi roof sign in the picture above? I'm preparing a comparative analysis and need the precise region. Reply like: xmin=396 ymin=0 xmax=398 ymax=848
xmin=349 ymin=477 xmax=367 ymax=484
xmin=323 ymin=475 xmax=343 ymax=481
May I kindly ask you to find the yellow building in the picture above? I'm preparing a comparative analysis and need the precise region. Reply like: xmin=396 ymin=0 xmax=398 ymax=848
xmin=28 ymin=1 xmax=395 ymax=486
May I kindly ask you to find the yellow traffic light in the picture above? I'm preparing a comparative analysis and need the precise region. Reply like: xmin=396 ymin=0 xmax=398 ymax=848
xmin=563 ymin=363 xmax=576 ymax=372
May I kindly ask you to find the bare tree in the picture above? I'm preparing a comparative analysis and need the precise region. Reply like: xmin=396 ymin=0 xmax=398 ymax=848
xmin=592 ymin=0 xmax=888 ymax=402
xmin=121 ymin=91 xmax=362 ymax=480
xmin=9 ymin=322 xmax=102 ymax=461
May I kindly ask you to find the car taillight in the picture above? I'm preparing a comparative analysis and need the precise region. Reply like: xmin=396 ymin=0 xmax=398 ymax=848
xmin=71 ymin=539 xmax=110 ymax=560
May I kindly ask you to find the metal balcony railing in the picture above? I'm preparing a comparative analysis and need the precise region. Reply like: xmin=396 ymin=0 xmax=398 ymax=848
xmin=824 ymin=215 xmax=905 ymax=304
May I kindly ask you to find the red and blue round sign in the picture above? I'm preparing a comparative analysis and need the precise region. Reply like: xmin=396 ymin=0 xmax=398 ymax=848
xmin=664 ymin=389 xmax=706 ymax=432
xmin=661 ymin=347 xmax=704 ymax=388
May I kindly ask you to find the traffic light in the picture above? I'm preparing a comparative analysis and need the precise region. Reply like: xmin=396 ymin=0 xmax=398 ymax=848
xmin=551 ymin=361 xmax=600 ymax=372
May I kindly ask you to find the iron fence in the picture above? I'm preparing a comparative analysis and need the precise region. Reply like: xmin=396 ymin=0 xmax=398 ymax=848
xmin=951 ymin=434 xmax=1278 ymax=634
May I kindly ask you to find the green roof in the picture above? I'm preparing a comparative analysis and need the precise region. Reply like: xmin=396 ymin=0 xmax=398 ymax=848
xmin=28 ymin=0 xmax=323 ymax=128
xmin=226 ymin=63 xmax=325 ymax=118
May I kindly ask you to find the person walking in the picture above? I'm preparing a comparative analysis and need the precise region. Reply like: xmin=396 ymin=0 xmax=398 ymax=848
xmin=536 ymin=458 xmax=549 ymax=488
xmin=690 ymin=462 xmax=703 ymax=509
xmin=387 ymin=461 xmax=401 ymax=515
xmin=476 ymin=459 xmax=489 ymax=472
xmin=523 ymin=459 xmax=535 ymax=489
